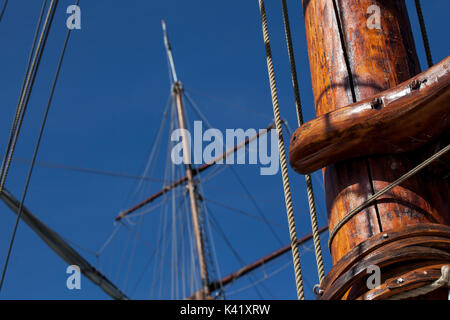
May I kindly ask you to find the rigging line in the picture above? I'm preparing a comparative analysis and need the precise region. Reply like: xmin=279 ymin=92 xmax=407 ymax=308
xmin=129 ymin=193 xmax=187 ymax=297
xmin=184 ymin=86 xmax=273 ymax=121
xmin=123 ymin=204 xmax=147 ymax=291
xmin=204 ymin=197 xmax=285 ymax=228
xmin=122 ymin=93 xmax=173 ymax=223
xmin=151 ymin=117 xmax=178 ymax=299
xmin=183 ymin=91 xmax=214 ymax=129
xmin=125 ymin=93 xmax=173 ymax=206
xmin=0 ymin=188 xmax=129 ymax=300
xmin=123 ymin=193 xmax=181 ymax=223
xmin=96 ymin=223 xmax=122 ymax=256
xmin=198 ymin=164 xmax=229 ymax=184
xmin=414 ymin=0 xmax=433 ymax=68
xmin=0 ymin=0 xmax=7 ymax=24
xmin=198 ymin=200 xmax=224 ymax=297
xmin=226 ymin=259 xmax=292 ymax=297
xmin=207 ymin=207 xmax=264 ymax=299
xmin=0 ymin=0 xmax=48 ymax=191
xmin=196 ymin=181 xmax=223 ymax=281
xmin=229 ymin=165 xmax=284 ymax=246
xmin=258 ymin=0 xmax=305 ymax=300
xmin=280 ymin=0 xmax=325 ymax=284
xmin=329 ymin=143 xmax=450 ymax=249
xmin=124 ymin=132 xmax=171 ymax=226
xmin=9 ymin=157 xmax=166 ymax=183
xmin=206 ymin=184 xmax=281 ymax=208
xmin=183 ymin=183 xmax=199 ymax=297
xmin=149 ymin=190 xmax=171 ymax=299
xmin=170 ymin=148 xmax=179 ymax=299
xmin=0 ymin=0 xmax=60 ymax=291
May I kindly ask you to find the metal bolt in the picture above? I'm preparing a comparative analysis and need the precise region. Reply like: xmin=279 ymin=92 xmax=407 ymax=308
xmin=396 ymin=278 xmax=404 ymax=284
xmin=382 ymin=233 xmax=388 ymax=239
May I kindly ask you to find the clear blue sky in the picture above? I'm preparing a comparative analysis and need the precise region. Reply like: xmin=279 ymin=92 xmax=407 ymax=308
xmin=0 ymin=0 xmax=448 ymax=300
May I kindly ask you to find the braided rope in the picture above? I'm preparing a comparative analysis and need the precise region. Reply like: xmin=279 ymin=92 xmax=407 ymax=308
xmin=258 ymin=0 xmax=305 ymax=300
xmin=388 ymin=265 xmax=450 ymax=300
xmin=280 ymin=0 xmax=325 ymax=284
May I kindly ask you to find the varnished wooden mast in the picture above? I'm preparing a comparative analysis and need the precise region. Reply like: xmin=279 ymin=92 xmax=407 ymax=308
xmin=173 ymin=82 xmax=211 ymax=299
xmin=162 ymin=20 xmax=210 ymax=299
xmin=300 ymin=0 xmax=449 ymax=299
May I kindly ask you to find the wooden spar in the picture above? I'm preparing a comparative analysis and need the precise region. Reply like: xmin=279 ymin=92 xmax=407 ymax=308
xmin=173 ymin=81 xmax=211 ymax=299
xmin=114 ymin=122 xmax=275 ymax=221
xmin=299 ymin=0 xmax=449 ymax=299
xmin=187 ymin=225 xmax=328 ymax=299
xmin=161 ymin=20 xmax=210 ymax=299
xmin=0 ymin=188 xmax=128 ymax=300
xmin=290 ymin=56 xmax=450 ymax=174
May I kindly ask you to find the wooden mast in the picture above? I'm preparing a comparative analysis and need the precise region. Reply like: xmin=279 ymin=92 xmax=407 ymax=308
xmin=162 ymin=20 xmax=210 ymax=299
xmin=299 ymin=0 xmax=449 ymax=299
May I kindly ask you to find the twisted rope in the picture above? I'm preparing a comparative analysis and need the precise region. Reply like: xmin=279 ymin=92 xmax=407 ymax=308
xmin=0 ymin=0 xmax=51 ymax=193
xmin=388 ymin=265 xmax=450 ymax=300
xmin=0 ymin=0 xmax=59 ymax=290
xmin=258 ymin=0 xmax=305 ymax=300
xmin=280 ymin=0 xmax=325 ymax=284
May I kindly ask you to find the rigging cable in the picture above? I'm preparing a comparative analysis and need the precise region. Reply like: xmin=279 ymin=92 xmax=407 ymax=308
xmin=0 ymin=0 xmax=8 ymax=24
xmin=0 ymin=0 xmax=60 ymax=290
xmin=414 ymin=0 xmax=433 ymax=68
xmin=257 ymin=0 xmax=305 ymax=300
xmin=207 ymin=208 xmax=265 ymax=299
xmin=329 ymin=143 xmax=450 ymax=249
xmin=280 ymin=0 xmax=325 ymax=284
xmin=0 ymin=0 xmax=48 ymax=192
xmin=10 ymin=157 xmax=166 ymax=183
xmin=183 ymin=92 xmax=285 ymax=247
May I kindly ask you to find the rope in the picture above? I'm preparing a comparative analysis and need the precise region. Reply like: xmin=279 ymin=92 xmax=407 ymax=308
xmin=0 ymin=0 xmax=59 ymax=290
xmin=257 ymin=0 xmax=305 ymax=300
xmin=0 ymin=0 xmax=48 ymax=193
xmin=414 ymin=0 xmax=433 ymax=68
xmin=280 ymin=0 xmax=325 ymax=284
xmin=388 ymin=265 xmax=450 ymax=300
xmin=329 ymin=143 xmax=450 ymax=249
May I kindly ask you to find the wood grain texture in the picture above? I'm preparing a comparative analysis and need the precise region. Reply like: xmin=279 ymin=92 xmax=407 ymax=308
xmin=316 ymin=224 xmax=450 ymax=299
xmin=289 ymin=56 xmax=450 ymax=174
xmin=301 ymin=0 xmax=449 ymax=267
xmin=318 ymin=224 xmax=450 ymax=294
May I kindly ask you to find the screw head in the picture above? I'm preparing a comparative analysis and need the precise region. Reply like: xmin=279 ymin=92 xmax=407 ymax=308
xmin=396 ymin=278 xmax=404 ymax=284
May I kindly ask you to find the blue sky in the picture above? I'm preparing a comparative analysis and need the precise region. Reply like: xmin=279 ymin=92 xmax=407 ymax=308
xmin=0 ymin=0 xmax=448 ymax=300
